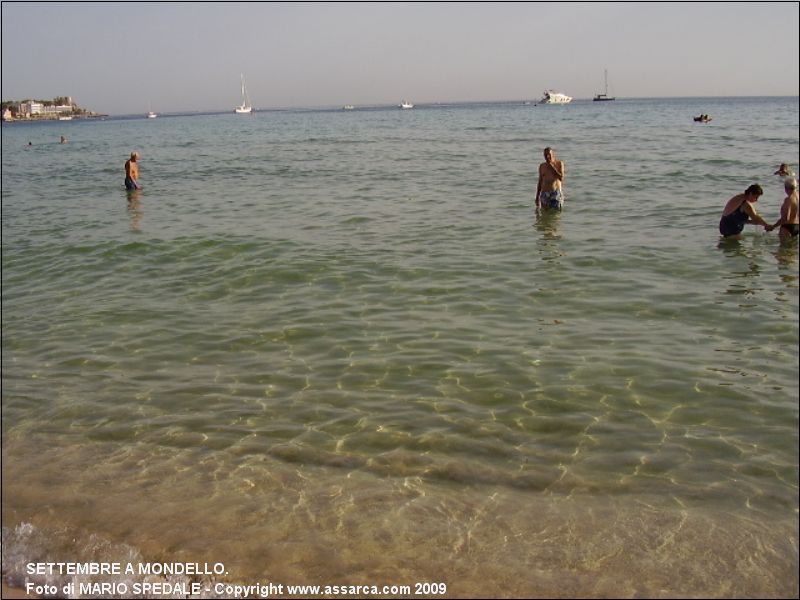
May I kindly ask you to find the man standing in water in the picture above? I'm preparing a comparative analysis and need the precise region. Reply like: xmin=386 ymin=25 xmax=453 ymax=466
xmin=767 ymin=178 xmax=799 ymax=241
xmin=536 ymin=147 xmax=565 ymax=210
xmin=125 ymin=152 xmax=142 ymax=190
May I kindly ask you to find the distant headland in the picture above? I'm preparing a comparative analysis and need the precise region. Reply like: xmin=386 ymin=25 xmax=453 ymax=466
xmin=1 ymin=96 xmax=106 ymax=121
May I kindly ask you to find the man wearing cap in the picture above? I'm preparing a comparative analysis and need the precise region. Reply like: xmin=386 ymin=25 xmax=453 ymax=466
xmin=125 ymin=152 xmax=142 ymax=190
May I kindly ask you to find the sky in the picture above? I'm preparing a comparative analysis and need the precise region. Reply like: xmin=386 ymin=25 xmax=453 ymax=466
xmin=2 ymin=2 xmax=798 ymax=115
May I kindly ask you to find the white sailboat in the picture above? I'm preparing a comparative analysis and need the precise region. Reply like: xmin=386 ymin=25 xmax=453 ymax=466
xmin=147 ymin=101 xmax=157 ymax=118
xmin=235 ymin=74 xmax=252 ymax=114
xmin=593 ymin=69 xmax=615 ymax=102
xmin=400 ymin=100 xmax=414 ymax=109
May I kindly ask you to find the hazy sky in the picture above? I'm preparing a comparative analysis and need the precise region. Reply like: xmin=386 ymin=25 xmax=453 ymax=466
xmin=2 ymin=2 xmax=798 ymax=115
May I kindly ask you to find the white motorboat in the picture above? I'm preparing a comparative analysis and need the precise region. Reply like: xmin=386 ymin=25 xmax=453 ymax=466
xmin=540 ymin=90 xmax=573 ymax=104
xmin=400 ymin=100 xmax=414 ymax=109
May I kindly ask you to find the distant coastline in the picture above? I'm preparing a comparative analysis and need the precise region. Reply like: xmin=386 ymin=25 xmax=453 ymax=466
xmin=3 ymin=95 xmax=796 ymax=122
xmin=1 ymin=96 xmax=106 ymax=122
xmin=2 ymin=113 xmax=109 ymax=124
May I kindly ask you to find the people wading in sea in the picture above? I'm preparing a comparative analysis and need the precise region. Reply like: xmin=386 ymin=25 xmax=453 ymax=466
xmin=125 ymin=151 xmax=142 ymax=191
xmin=766 ymin=178 xmax=799 ymax=241
xmin=718 ymin=184 xmax=770 ymax=238
xmin=536 ymin=147 xmax=565 ymax=210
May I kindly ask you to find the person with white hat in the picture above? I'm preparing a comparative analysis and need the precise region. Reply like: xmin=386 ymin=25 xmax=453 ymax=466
xmin=767 ymin=177 xmax=799 ymax=241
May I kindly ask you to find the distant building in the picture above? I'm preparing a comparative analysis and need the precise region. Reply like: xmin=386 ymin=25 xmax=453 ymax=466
xmin=42 ymin=105 xmax=73 ymax=115
xmin=7 ymin=97 xmax=87 ymax=119
xmin=19 ymin=101 xmax=43 ymax=116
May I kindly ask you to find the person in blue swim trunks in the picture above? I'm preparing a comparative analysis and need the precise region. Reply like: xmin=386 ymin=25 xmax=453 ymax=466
xmin=124 ymin=151 xmax=142 ymax=190
xmin=536 ymin=147 xmax=565 ymax=210
xmin=719 ymin=184 xmax=769 ymax=238
xmin=538 ymin=189 xmax=564 ymax=210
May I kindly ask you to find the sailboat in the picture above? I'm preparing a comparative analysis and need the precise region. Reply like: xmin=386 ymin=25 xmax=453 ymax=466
xmin=593 ymin=69 xmax=615 ymax=102
xmin=147 ymin=102 xmax=157 ymax=118
xmin=235 ymin=74 xmax=252 ymax=114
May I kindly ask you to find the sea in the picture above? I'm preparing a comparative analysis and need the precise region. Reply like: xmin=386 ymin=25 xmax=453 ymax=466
xmin=2 ymin=96 xmax=798 ymax=599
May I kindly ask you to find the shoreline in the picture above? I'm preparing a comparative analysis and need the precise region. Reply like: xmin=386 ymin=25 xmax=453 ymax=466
xmin=2 ymin=115 xmax=107 ymax=124
xmin=3 ymin=499 xmax=797 ymax=598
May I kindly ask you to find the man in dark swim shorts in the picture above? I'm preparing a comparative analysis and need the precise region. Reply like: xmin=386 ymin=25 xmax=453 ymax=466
xmin=125 ymin=152 xmax=141 ymax=190
xmin=781 ymin=223 xmax=800 ymax=236
xmin=767 ymin=178 xmax=799 ymax=241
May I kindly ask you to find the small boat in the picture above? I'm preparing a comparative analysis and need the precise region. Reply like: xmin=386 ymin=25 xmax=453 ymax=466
xmin=540 ymin=90 xmax=572 ymax=104
xmin=58 ymin=115 xmax=73 ymax=121
xmin=147 ymin=111 xmax=157 ymax=119
xmin=235 ymin=74 xmax=253 ymax=114
xmin=593 ymin=69 xmax=615 ymax=102
xmin=693 ymin=115 xmax=712 ymax=123
xmin=343 ymin=105 xmax=355 ymax=110
xmin=400 ymin=100 xmax=414 ymax=109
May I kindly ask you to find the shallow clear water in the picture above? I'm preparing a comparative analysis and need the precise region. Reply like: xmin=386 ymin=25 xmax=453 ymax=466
xmin=2 ymin=97 xmax=798 ymax=597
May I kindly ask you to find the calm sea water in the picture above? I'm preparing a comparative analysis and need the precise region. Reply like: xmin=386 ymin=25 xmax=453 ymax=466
xmin=2 ymin=97 xmax=798 ymax=598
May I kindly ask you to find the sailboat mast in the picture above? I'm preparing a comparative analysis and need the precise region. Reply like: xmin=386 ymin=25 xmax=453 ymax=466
xmin=235 ymin=73 xmax=252 ymax=113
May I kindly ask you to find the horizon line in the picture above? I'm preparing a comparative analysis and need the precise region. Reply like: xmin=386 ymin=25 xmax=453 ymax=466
xmin=4 ymin=94 xmax=797 ymax=120
xmin=103 ymin=94 xmax=800 ymax=118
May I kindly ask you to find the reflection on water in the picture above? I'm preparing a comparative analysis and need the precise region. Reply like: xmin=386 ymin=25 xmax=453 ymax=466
xmin=533 ymin=206 xmax=562 ymax=239
xmin=533 ymin=207 xmax=564 ymax=269
xmin=774 ymin=238 xmax=799 ymax=285
xmin=126 ymin=190 xmax=143 ymax=231
xmin=718 ymin=233 xmax=799 ymax=301
xmin=718 ymin=236 xmax=765 ymax=303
